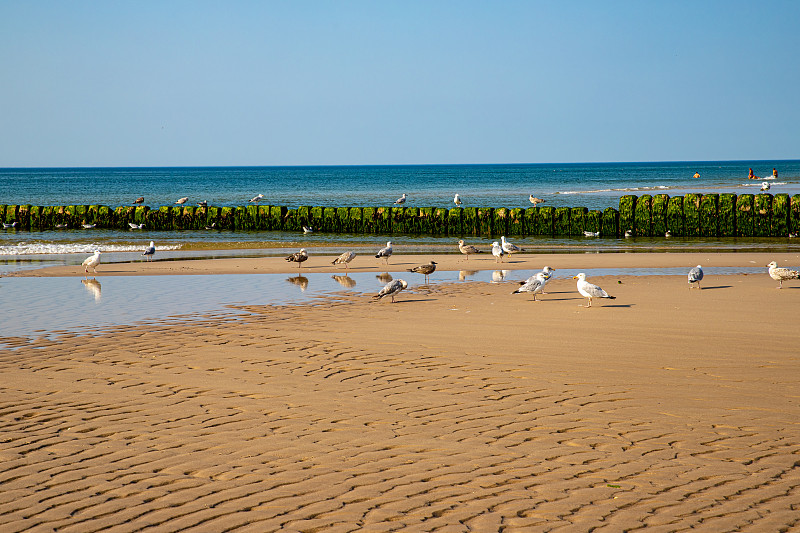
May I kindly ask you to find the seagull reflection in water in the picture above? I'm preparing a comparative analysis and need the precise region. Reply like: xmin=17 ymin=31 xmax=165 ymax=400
xmin=331 ymin=275 xmax=356 ymax=289
xmin=376 ymin=272 xmax=393 ymax=284
xmin=286 ymin=275 xmax=309 ymax=292
xmin=491 ymin=270 xmax=511 ymax=283
xmin=459 ymin=270 xmax=478 ymax=281
xmin=81 ymin=278 xmax=102 ymax=302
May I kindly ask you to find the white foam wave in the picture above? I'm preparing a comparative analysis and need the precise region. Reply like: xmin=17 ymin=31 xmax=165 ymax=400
xmin=0 ymin=243 xmax=183 ymax=255
xmin=558 ymin=185 xmax=673 ymax=195
xmin=741 ymin=181 xmax=787 ymax=188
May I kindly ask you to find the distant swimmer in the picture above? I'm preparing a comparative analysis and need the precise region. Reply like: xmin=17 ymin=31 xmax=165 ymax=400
xmin=693 ymin=172 xmax=700 ymax=179
xmin=748 ymin=168 xmax=760 ymax=180
xmin=773 ymin=168 xmax=778 ymax=179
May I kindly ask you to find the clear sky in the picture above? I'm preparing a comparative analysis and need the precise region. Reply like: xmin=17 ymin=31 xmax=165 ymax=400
xmin=1 ymin=1 xmax=797 ymax=167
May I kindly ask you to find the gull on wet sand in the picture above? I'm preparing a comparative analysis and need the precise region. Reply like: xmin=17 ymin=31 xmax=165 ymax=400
xmin=394 ymin=193 xmax=407 ymax=205
xmin=688 ymin=265 xmax=703 ymax=288
xmin=500 ymin=236 xmax=522 ymax=255
xmin=457 ymin=240 xmax=482 ymax=260
xmin=407 ymin=261 xmax=437 ymax=283
xmin=142 ymin=241 xmax=156 ymax=261
xmin=767 ymin=261 xmax=800 ymax=288
xmin=285 ymin=248 xmax=308 ymax=268
xmin=332 ymin=251 xmax=356 ymax=270
xmin=513 ymin=272 xmax=548 ymax=300
xmin=375 ymin=241 xmax=393 ymax=264
xmin=175 ymin=197 xmax=188 ymax=205
xmin=539 ymin=266 xmax=556 ymax=293
xmin=82 ymin=250 xmax=101 ymax=274
xmin=491 ymin=241 xmax=504 ymax=263
xmin=373 ymin=279 xmax=408 ymax=303
xmin=573 ymin=273 xmax=616 ymax=307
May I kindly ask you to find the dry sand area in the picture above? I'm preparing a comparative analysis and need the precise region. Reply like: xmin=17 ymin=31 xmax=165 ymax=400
xmin=2 ymin=253 xmax=800 ymax=531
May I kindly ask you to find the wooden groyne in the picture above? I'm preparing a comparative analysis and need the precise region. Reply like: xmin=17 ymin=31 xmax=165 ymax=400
xmin=2 ymin=193 xmax=800 ymax=237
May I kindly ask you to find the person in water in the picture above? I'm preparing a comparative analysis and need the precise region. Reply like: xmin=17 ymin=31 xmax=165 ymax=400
xmin=748 ymin=168 xmax=756 ymax=179
xmin=773 ymin=168 xmax=778 ymax=178
xmin=693 ymin=172 xmax=700 ymax=179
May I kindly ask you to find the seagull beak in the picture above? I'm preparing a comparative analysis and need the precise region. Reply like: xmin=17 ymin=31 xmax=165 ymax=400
xmin=572 ymin=275 xmax=579 ymax=280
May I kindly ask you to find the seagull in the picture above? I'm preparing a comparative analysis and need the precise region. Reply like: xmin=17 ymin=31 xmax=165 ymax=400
xmin=373 ymin=279 xmax=408 ymax=303
xmin=285 ymin=248 xmax=308 ymax=268
xmin=375 ymin=241 xmax=393 ymax=264
xmin=81 ymin=223 xmax=96 ymax=229
xmin=142 ymin=241 xmax=156 ymax=261
xmin=204 ymin=222 xmax=217 ymax=230
xmin=513 ymin=272 xmax=548 ymax=301
xmin=331 ymin=250 xmax=356 ymax=269
xmin=665 ymin=230 xmax=672 ymax=238
xmin=457 ymin=239 xmax=482 ymax=260
xmin=761 ymin=181 xmax=771 ymax=191
xmin=540 ymin=266 xmax=556 ymax=280
xmin=624 ymin=229 xmax=633 ymax=237
xmin=688 ymin=265 xmax=703 ymax=289
xmin=331 ymin=274 xmax=356 ymax=288
xmin=573 ymin=273 xmax=616 ymax=307
xmin=175 ymin=197 xmax=188 ymax=204
xmin=197 ymin=200 xmax=208 ymax=208
xmin=55 ymin=223 xmax=68 ymax=229
xmin=529 ymin=195 xmax=545 ymax=206
xmin=302 ymin=226 xmax=314 ymax=234
xmin=407 ymin=261 xmax=437 ymax=283
xmin=128 ymin=222 xmax=145 ymax=229
xmin=82 ymin=250 xmax=101 ymax=274
xmin=500 ymin=236 xmax=522 ymax=255
xmin=2 ymin=221 xmax=18 ymax=229
xmin=767 ymin=261 xmax=800 ymax=288
xmin=583 ymin=231 xmax=600 ymax=237
xmin=250 ymin=194 xmax=264 ymax=203
xmin=133 ymin=197 xmax=144 ymax=205
xmin=454 ymin=193 xmax=463 ymax=207
xmin=394 ymin=193 xmax=407 ymax=205
xmin=491 ymin=241 xmax=504 ymax=263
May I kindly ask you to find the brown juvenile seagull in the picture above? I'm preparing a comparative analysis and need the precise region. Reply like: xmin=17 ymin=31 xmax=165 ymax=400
xmin=133 ymin=196 xmax=144 ymax=205
xmin=767 ymin=261 xmax=800 ymax=288
xmin=457 ymin=239 xmax=482 ymax=260
xmin=331 ymin=250 xmax=356 ymax=270
xmin=529 ymin=195 xmax=545 ymax=206
xmin=285 ymin=248 xmax=308 ymax=268
xmin=407 ymin=260 xmax=437 ymax=283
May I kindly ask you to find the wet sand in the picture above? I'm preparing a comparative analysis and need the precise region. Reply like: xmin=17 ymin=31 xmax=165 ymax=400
xmin=2 ymin=252 xmax=800 ymax=531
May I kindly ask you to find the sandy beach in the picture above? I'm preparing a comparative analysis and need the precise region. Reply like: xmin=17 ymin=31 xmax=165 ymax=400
xmin=2 ymin=252 xmax=800 ymax=531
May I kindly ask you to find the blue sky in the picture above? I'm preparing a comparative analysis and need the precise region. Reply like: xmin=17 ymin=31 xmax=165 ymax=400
xmin=1 ymin=1 xmax=797 ymax=166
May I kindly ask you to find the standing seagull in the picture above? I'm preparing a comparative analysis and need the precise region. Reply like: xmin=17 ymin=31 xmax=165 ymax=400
xmin=491 ymin=241 xmax=505 ymax=263
xmin=761 ymin=182 xmax=771 ymax=191
xmin=375 ymin=241 xmax=393 ymax=264
xmin=529 ymin=195 xmax=545 ymax=206
xmin=285 ymin=248 xmax=308 ymax=268
xmin=687 ymin=265 xmax=703 ymax=289
xmin=454 ymin=194 xmax=463 ymax=207
xmin=457 ymin=239 xmax=482 ymax=260
xmin=373 ymin=279 xmax=408 ymax=303
xmin=500 ymin=236 xmax=522 ymax=255
xmin=407 ymin=261 xmax=437 ymax=283
xmin=133 ymin=197 xmax=144 ymax=205
xmin=767 ymin=261 xmax=800 ymax=288
xmin=513 ymin=272 xmax=548 ymax=301
xmin=394 ymin=193 xmax=407 ymax=205
xmin=82 ymin=250 xmax=101 ymax=275
xmin=332 ymin=250 xmax=357 ymax=270
xmin=142 ymin=241 xmax=156 ymax=261
xmin=250 ymin=194 xmax=264 ymax=203
xmin=175 ymin=197 xmax=189 ymax=205
xmin=573 ymin=273 xmax=616 ymax=307
xmin=128 ymin=222 xmax=145 ymax=229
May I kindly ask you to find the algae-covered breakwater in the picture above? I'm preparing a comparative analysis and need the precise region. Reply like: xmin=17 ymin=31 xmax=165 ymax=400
xmin=2 ymin=193 xmax=800 ymax=237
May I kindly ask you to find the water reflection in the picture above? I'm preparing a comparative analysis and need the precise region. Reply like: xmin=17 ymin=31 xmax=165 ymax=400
xmin=376 ymin=272 xmax=393 ymax=284
xmin=81 ymin=278 xmax=102 ymax=302
xmin=491 ymin=270 xmax=511 ymax=283
xmin=459 ymin=270 xmax=479 ymax=281
xmin=286 ymin=275 xmax=309 ymax=292
xmin=331 ymin=274 xmax=356 ymax=288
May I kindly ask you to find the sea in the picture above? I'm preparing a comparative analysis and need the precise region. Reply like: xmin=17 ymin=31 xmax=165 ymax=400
xmin=2 ymin=160 xmax=800 ymax=273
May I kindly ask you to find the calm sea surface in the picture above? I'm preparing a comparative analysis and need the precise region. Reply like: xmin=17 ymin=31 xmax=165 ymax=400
xmin=2 ymin=161 xmax=800 ymax=273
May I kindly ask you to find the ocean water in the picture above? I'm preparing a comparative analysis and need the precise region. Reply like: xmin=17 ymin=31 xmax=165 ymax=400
xmin=2 ymin=161 xmax=800 ymax=271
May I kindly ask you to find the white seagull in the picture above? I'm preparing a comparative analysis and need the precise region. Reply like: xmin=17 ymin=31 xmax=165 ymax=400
xmin=128 ymin=222 xmax=145 ymax=229
xmin=2 ymin=221 xmax=18 ymax=229
xmin=583 ymin=231 xmax=600 ymax=237
xmin=457 ymin=239 xmax=482 ymax=260
xmin=394 ymin=193 xmax=407 ymax=205
xmin=491 ymin=241 xmax=505 ymax=263
xmin=82 ymin=250 xmax=101 ymax=274
xmin=513 ymin=272 xmax=548 ymax=301
xmin=500 ymin=235 xmax=522 ymax=255
xmin=302 ymin=226 xmax=314 ymax=234
xmin=624 ymin=229 xmax=633 ymax=237
xmin=687 ymin=265 xmax=703 ymax=289
xmin=142 ymin=241 xmax=156 ymax=261
xmin=761 ymin=181 xmax=771 ymax=191
xmin=373 ymin=279 xmax=408 ymax=303
xmin=175 ymin=197 xmax=189 ymax=205
xmin=454 ymin=194 xmax=463 ymax=207
xmin=767 ymin=261 xmax=800 ymax=289
xmin=573 ymin=273 xmax=616 ymax=307
xmin=375 ymin=241 xmax=393 ymax=264
xmin=250 ymin=194 xmax=264 ymax=203
xmin=331 ymin=251 xmax=357 ymax=270
xmin=540 ymin=265 xmax=556 ymax=281
xmin=82 ymin=223 xmax=96 ymax=229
